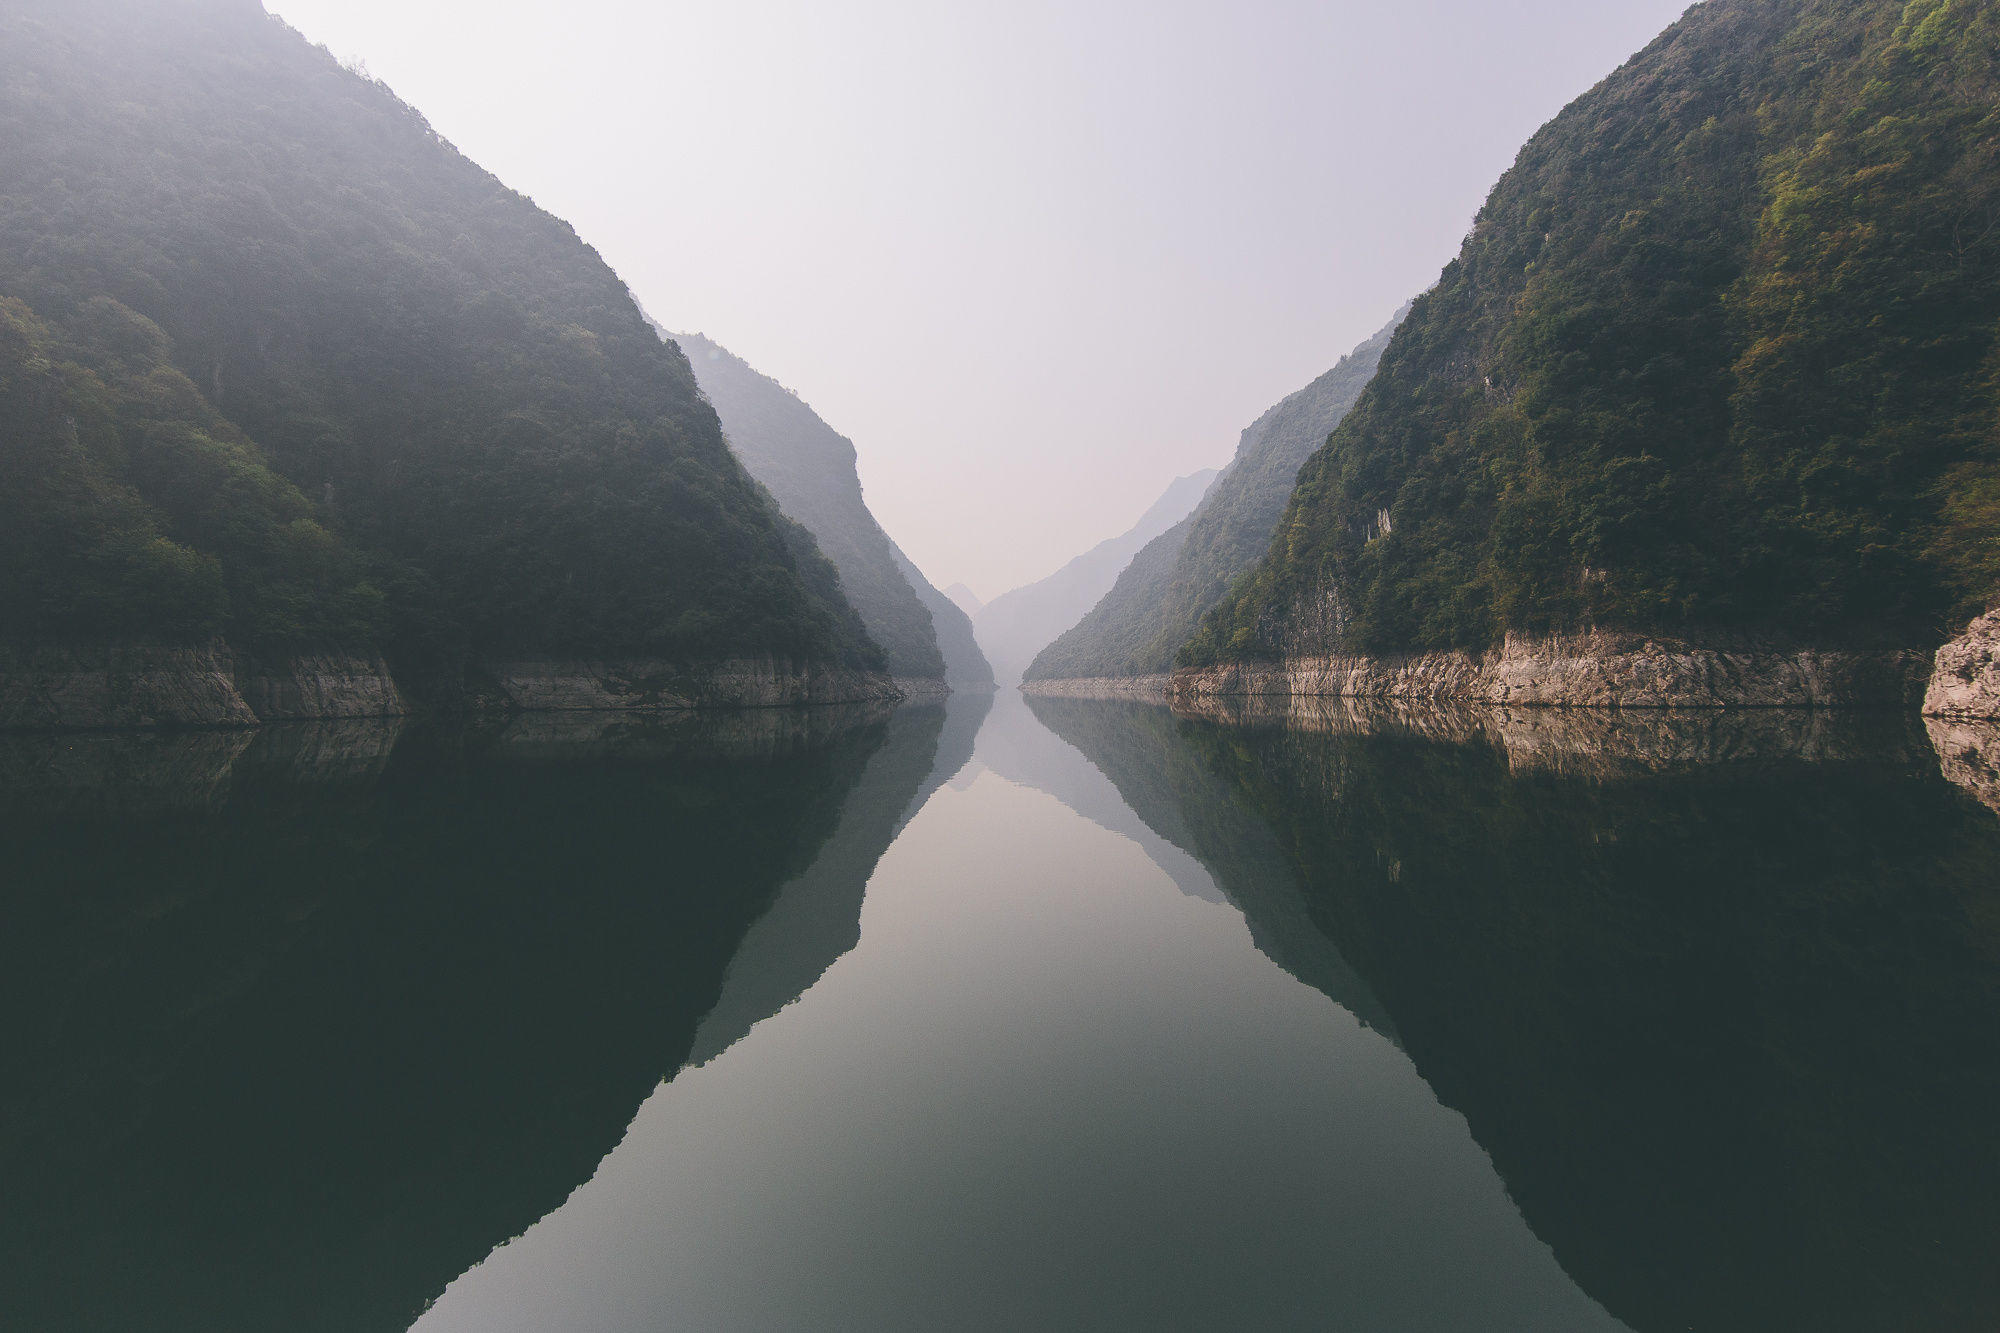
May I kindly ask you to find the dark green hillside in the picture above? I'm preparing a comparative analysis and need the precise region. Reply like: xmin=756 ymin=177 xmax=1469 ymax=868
xmin=676 ymin=332 xmax=973 ymax=683
xmin=1189 ymin=0 xmax=2000 ymax=667
xmin=0 ymin=0 xmax=878 ymax=678
xmin=1027 ymin=308 xmax=1405 ymax=680
xmin=0 ymin=296 xmax=381 ymax=649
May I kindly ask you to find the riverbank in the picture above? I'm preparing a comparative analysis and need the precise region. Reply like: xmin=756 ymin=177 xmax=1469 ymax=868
xmin=0 ymin=645 xmax=911 ymax=731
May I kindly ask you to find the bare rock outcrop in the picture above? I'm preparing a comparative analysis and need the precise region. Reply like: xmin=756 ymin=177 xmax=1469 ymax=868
xmin=1923 ymin=609 xmax=2000 ymax=719
xmin=234 ymin=654 xmax=409 ymax=721
xmin=1926 ymin=717 xmax=2000 ymax=820
xmin=0 ymin=645 xmax=258 ymax=730
xmin=1171 ymin=631 xmax=1929 ymax=711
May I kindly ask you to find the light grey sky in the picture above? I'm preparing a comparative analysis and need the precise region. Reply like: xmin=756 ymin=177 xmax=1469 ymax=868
xmin=266 ymin=0 xmax=1690 ymax=598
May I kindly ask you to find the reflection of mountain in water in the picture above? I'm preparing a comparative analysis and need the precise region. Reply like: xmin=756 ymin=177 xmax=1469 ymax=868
xmin=969 ymin=691 xmax=1224 ymax=905
xmin=1152 ymin=699 xmax=2000 ymax=1333
xmin=0 ymin=708 xmax=895 ymax=1333
xmin=1024 ymin=694 xmax=1398 ymax=1040
xmin=686 ymin=691 xmax=991 ymax=1065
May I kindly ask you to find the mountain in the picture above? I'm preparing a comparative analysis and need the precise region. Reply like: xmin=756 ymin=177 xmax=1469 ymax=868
xmin=675 ymin=332 xmax=993 ymax=689
xmin=974 ymin=468 xmax=1218 ymax=685
xmin=890 ymin=544 xmax=997 ymax=691
xmin=1026 ymin=308 xmax=1407 ymax=683
xmin=1187 ymin=0 xmax=2000 ymax=671
xmin=944 ymin=584 xmax=985 ymax=619
xmin=0 ymin=0 xmax=884 ymax=721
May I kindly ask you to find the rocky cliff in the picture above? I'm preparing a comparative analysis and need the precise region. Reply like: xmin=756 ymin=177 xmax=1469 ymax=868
xmin=0 ymin=646 xmax=899 ymax=731
xmin=1924 ymin=609 xmax=2000 ymax=719
xmin=1167 ymin=630 xmax=1929 ymax=711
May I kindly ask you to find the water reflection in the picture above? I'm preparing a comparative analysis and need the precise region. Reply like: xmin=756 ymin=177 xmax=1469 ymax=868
xmin=9 ymin=694 xmax=1995 ymax=1331
xmin=414 ymin=694 xmax=1621 ymax=1332
xmin=1041 ymin=696 xmax=2000 ymax=1333
xmin=687 ymin=691 xmax=989 ymax=1065
xmin=0 ymin=706 xmax=906 ymax=1333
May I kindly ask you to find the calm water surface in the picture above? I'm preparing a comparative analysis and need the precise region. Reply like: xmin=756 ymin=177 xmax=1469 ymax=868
xmin=4 ymin=693 xmax=1998 ymax=1331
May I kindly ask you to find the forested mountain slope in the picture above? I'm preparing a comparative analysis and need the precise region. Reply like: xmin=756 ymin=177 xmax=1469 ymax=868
xmin=676 ymin=332 xmax=991 ymax=687
xmin=1188 ymin=0 xmax=2000 ymax=669
xmin=0 ymin=0 xmax=880 ymax=704
xmin=974 ymin=469 xmax=1217 ymax=685
xmin=1026 ymin=308 xmax=1406 ymax=682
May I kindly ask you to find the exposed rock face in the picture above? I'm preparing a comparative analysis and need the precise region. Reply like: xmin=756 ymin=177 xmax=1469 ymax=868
xmin=1019 ymin=675 xmax=1172 ymax=702
xmin=482 ymin=658 xmax=903 ymax=713
xmin=1169 ymin=631 xmax=1929 ymax=711
xmin=233 ymin=653 xmax=408 ymax=721
xmin=1926 ymin=717 xmax=2000 ymax=820
xmin=0 ymin=644 xmax=258 ymax=730
xmin=1 ymin=647 xmax=896 ymax=732
xmin=1924 ymin=610 xmax=2000 ymax=719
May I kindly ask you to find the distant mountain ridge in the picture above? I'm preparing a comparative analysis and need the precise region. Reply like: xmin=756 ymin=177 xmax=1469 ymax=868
xmin=974 ymin=469 xmax=1218 ymax=686
xmin=1026 ymin=308 xmax=1408 ymax=683
xmin=675 ymin=331 xmax=993 ymax=690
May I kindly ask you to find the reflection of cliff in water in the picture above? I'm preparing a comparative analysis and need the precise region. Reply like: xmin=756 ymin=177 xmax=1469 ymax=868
xmin=969 ymin=691 xmax=1225 ymax=905
xmin=0 ymin=707 xmax=895 ymax=1333
xmin=1156 ymin=699 xmax=2000 ymax=1333
xmin=1023 ymin=694 xmax=1398 ymax=1041
xmin=686 ymin=690 xmax=991 ymax=1065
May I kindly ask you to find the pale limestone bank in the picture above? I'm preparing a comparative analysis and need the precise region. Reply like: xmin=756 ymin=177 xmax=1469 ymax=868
xmin=0 ymin=645 xmax=400 ymax=731
xmin=0 ymin=646 xmax=902 ymax=731
xmin=1923 ymin=609 xmax=2000 ymax=720
xmin=1926 ymin=717 xmax=2000 ymax=820
xmin=1168 ymin=631 xmax=1928 ymax=712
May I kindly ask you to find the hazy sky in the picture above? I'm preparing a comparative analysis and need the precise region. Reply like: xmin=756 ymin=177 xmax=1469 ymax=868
xmin=265 ymin=0 xmax=1690 ymax=598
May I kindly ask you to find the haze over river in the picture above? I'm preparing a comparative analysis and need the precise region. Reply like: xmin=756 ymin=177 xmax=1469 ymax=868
xmin=6 ymin=693 xmax=1998 ymax=1331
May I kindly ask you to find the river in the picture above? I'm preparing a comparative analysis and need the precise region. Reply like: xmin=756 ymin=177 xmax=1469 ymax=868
xmin=4 ymin=692 xmax=1997 ymax=1330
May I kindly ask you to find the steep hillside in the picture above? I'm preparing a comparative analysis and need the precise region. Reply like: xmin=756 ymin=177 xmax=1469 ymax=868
xmin=975 ymin=469 xmax=1217 ymax=685
xmin=890 ymin=543 xmax=997 ymax=691
xmin=944 ymin=584 xmax=985 ymax=619
xmin=1027 ymin=309 xmax=1406 ymax=683
xmin=1189 ymin=0 xmax=2000 ymax=671
xmin=0 ymin=0 xmax=881 ymax=711
xmin=676 ymin=332 xmax=987 ymax=687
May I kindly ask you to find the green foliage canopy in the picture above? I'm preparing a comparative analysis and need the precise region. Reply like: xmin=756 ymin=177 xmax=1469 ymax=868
xmin=1188 ymin=0 xmax=2000 ymax=666
xmin=0 ymin=0 xmax=880 ymax=673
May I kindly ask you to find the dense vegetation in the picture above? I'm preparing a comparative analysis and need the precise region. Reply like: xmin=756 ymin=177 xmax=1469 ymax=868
xmin=675 ymin=332 xmax=978 ymax=683
xmin=0 ymin=0 xmax=880 ymax=677
xmin=1188 ymin=0 xmax=2000 ymax=666
xmin=1026 ymin=309 xmax=1404 ymax=680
